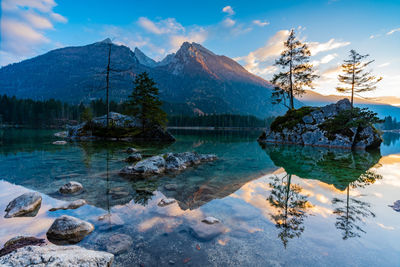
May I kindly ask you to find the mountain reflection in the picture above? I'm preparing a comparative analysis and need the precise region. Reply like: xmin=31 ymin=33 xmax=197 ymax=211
xmin=261 ymin=144 xmax=382 ymax=243
xmin=268 ymin=174 xmax=312 ymax=248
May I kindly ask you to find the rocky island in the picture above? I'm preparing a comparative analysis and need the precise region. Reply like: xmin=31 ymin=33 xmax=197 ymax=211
xmin=66 ymin=112 xmax=175 ymax=142
xmin=258 ymin=99 xmax=382 ymax=150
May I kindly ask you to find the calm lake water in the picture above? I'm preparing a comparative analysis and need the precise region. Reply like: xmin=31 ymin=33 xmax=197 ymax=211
xmin=1 ymin=129 xmax=400 ymax=266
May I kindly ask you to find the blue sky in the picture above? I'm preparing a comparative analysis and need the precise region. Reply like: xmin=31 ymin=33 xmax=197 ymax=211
xmin=1 ymin=0 xmax=399 ymax=96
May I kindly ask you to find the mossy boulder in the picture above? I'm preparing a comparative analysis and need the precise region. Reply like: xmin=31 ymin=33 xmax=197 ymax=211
xmin=258 ymin=99 xmax=382 ymax=150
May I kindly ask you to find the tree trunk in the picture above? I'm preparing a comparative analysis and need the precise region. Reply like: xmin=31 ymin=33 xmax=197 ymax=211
xmin=289 ymin=51 xmax=294 ymax=110
xmin=106 ymin=44 xmax=111 ymax=128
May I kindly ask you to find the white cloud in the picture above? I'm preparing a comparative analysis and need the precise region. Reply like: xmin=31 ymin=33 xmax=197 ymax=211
xmin=169 ymin=28 xmax=208 ymax=52
xmin=138 ymin=17 xmax=184 ymax=35
xmin=222 ymin=18 xmax=236 ymax=27
xmin=307 ymin=39 xmax=350 ymax=56
xmin=222 ymin=6 xmax=235 ymax=15
xmin=387 ymin=28 xmax=400 ymax=35
xmin=24 ymin=12 xmax=53 ymax=29
xmin=0 ymin=0 xmax=67 ymax=66
xmin=236 ymin=30 xmax=290 ymax=75
xmin=253 ymin=20 xmax=269 ymax=27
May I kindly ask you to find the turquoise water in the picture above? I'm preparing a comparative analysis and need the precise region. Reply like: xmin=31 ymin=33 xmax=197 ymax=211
xmin=0 ymin=129 xmax=400 ymax=266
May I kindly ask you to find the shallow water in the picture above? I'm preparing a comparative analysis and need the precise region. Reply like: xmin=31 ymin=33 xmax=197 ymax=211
xmin=0 ymin=129 xmax=400 ymax=266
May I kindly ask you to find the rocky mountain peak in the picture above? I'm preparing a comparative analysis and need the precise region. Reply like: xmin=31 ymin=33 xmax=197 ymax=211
xmin=100 ymin=38 xmax=112 ymax=44
xmin=134 ymin=47 xmax=157 ymax=67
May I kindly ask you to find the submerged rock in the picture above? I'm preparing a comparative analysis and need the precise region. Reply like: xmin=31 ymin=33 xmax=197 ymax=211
xmin=4 ymin=192 xmax=42 ymax=218
xmin=120 ymin=152 xmax=217 ymax=176
xmin=0 ymin=236 xmax=46 ymax=257
xmin=59 ymin=181 xmax=83 ymax=194
xmin=46 ymin=215 xmax=94 ymax=245
xmin=105 ymin=233 xmax=133 ymax=255
xmin=189 ymin=221 xmax=227 ymax=241
xmin=0 ymin=245 xmax=114 ymax=267
xmin=49 ymin=199 xmax=87 ymax=212
xmin=258 ymin=99 xmax=382 ymax=150
xmin=97 ymin=213 xmax=124 ymax=230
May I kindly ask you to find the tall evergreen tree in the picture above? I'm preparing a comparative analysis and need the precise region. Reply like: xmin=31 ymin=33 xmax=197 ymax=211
xmin=271 ymin=29 xmax=319 ymax=110
xmin=127 ymin=72 xmax=167 ymax=130
xmin=336 ymin=50 xmax=382 ymax=110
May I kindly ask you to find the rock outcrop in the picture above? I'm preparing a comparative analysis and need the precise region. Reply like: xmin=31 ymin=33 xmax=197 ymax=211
xmin=4 ymin=192 xmax=42 ymax=218
xmin=120 ymin=152 xmax=217 ymax=176
xmin=59 ymin=181 xmax=83 ymax=194
xmin=258 ymin=99 xmax=382 ymax=150
xmin=46 ymin=215 xmax=94 ymax=245
xmin=67 ymin=112 xmax=175 ymax=142
xmin=0 ymin=245 xmax=114 ymax=267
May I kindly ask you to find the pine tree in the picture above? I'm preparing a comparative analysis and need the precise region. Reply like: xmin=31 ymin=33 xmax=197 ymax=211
xmin=336 ymin=50 xmax=382 ymax=110
xmin=271 ymin=29 xmax=319 ymax=110
xmin=127 ymin=72 xmax=167 ymax=130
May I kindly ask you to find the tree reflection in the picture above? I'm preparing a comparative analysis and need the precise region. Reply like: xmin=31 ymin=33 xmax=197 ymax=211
xmin=332 ymin=170 xmax=382 ymax=240
xmin=268 ymin=173 xmax=313 ymax=248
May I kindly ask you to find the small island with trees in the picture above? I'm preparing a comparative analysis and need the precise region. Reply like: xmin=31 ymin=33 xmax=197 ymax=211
xmin=258 ymin=30 xmax=383 ymax=150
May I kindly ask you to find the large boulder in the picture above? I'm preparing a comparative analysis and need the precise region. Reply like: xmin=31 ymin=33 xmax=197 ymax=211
xmin=258 ymin=99 xmax=382 ymax=150
xmin=67 ymin=112 xmax=175 ymax=142
xmin=0 ymin=236 xmax=46 ymax=257
xmin=46 ymin=215 xmax=94 ymax=245
xmin=120 ymin=152 xmax=217 ymax=176
xmin=0 ymin=245 xmax=114 ymax=267
xmin=4 ymin=192 xmax=42 ymax=218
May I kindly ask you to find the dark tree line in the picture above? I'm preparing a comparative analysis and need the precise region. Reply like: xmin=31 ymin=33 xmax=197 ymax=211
xmin=0 ymin=94 xmax=272 ymax=128
xmin=168 ymin=114 xmax=274 ymax=128
xmin=381 ymin=116 xmax=400 ymax=130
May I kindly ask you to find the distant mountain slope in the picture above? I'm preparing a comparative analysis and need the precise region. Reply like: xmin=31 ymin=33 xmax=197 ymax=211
xmin=300 ymin=90 xmax=400 ymax=120
xmin=0 ymin=40 xmax=287 ymax=118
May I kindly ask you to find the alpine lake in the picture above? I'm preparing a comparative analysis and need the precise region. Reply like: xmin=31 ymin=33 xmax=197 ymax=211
xmin=0 ymin=128 xmax=400 ymax=266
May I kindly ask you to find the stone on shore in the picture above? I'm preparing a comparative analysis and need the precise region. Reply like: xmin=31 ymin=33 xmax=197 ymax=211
xmin=126 ymin=147 xmax=138 ymax=154
xmin=0 ymin=236 xmax=46 ymax=257
xmin=4 ymin=192 xmax=42 ymax=218
xmin=59 ymin=181 xmax=83 ymax=194
xmin=49 ymin=199 xmax=87 ymax=212
xmin=125 ymin=153 xmax=142 ymax=163
xmin=46 ymin=215 xmax=94 ymax=245
xmin=120 ymin=152 xmax=217 ymax=176
xmin=0 ymin=245 xmax=114 ymax=267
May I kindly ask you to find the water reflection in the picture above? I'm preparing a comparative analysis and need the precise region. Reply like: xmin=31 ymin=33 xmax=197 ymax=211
xmin=332 ymin=170 xmax=382 ymax=240
xmin=261 ymin=144 xmax=383 ymax=243
xmin=268 ymin=174 xmax=312 ymax=248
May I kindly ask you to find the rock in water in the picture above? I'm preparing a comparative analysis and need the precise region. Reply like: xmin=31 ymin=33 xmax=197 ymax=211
xmin=120 ymin=152 xmax=217 ymax=176
xmin=389 ymin=200 xmax=400 ymax=212
xmin=125 ymin=153 xmax=142 ymax=163
xmin=52 ymin=140 xmax=67 ymax=145
xmin=46 ymin=215 xmax=94 ymax=245
xmin=0 ymin=245 xmax=114 ymax=267
xmin=258 ymin=99 xmax=382 ymax=150
xmin=59 ymin=181 xmax=83 ymax=194
xmin=49 ymin=199 xmax=87 ymax=212
xmin=0 ymin=236 xmax=46 ymax=257
xmin=158 ymin=198 xmax=176 ymax=207
xmin=189 ymin=221 xmax=227 ymax=241
xmin=201 ymin=216 xmax=220 ymax=224
xmin=105 ymin=234 xmax=133 ymax=255
xmin=126 ymin=147 xmax=138 ymax=153
xmin=4 ymin=192 xmax=42 ymax=218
